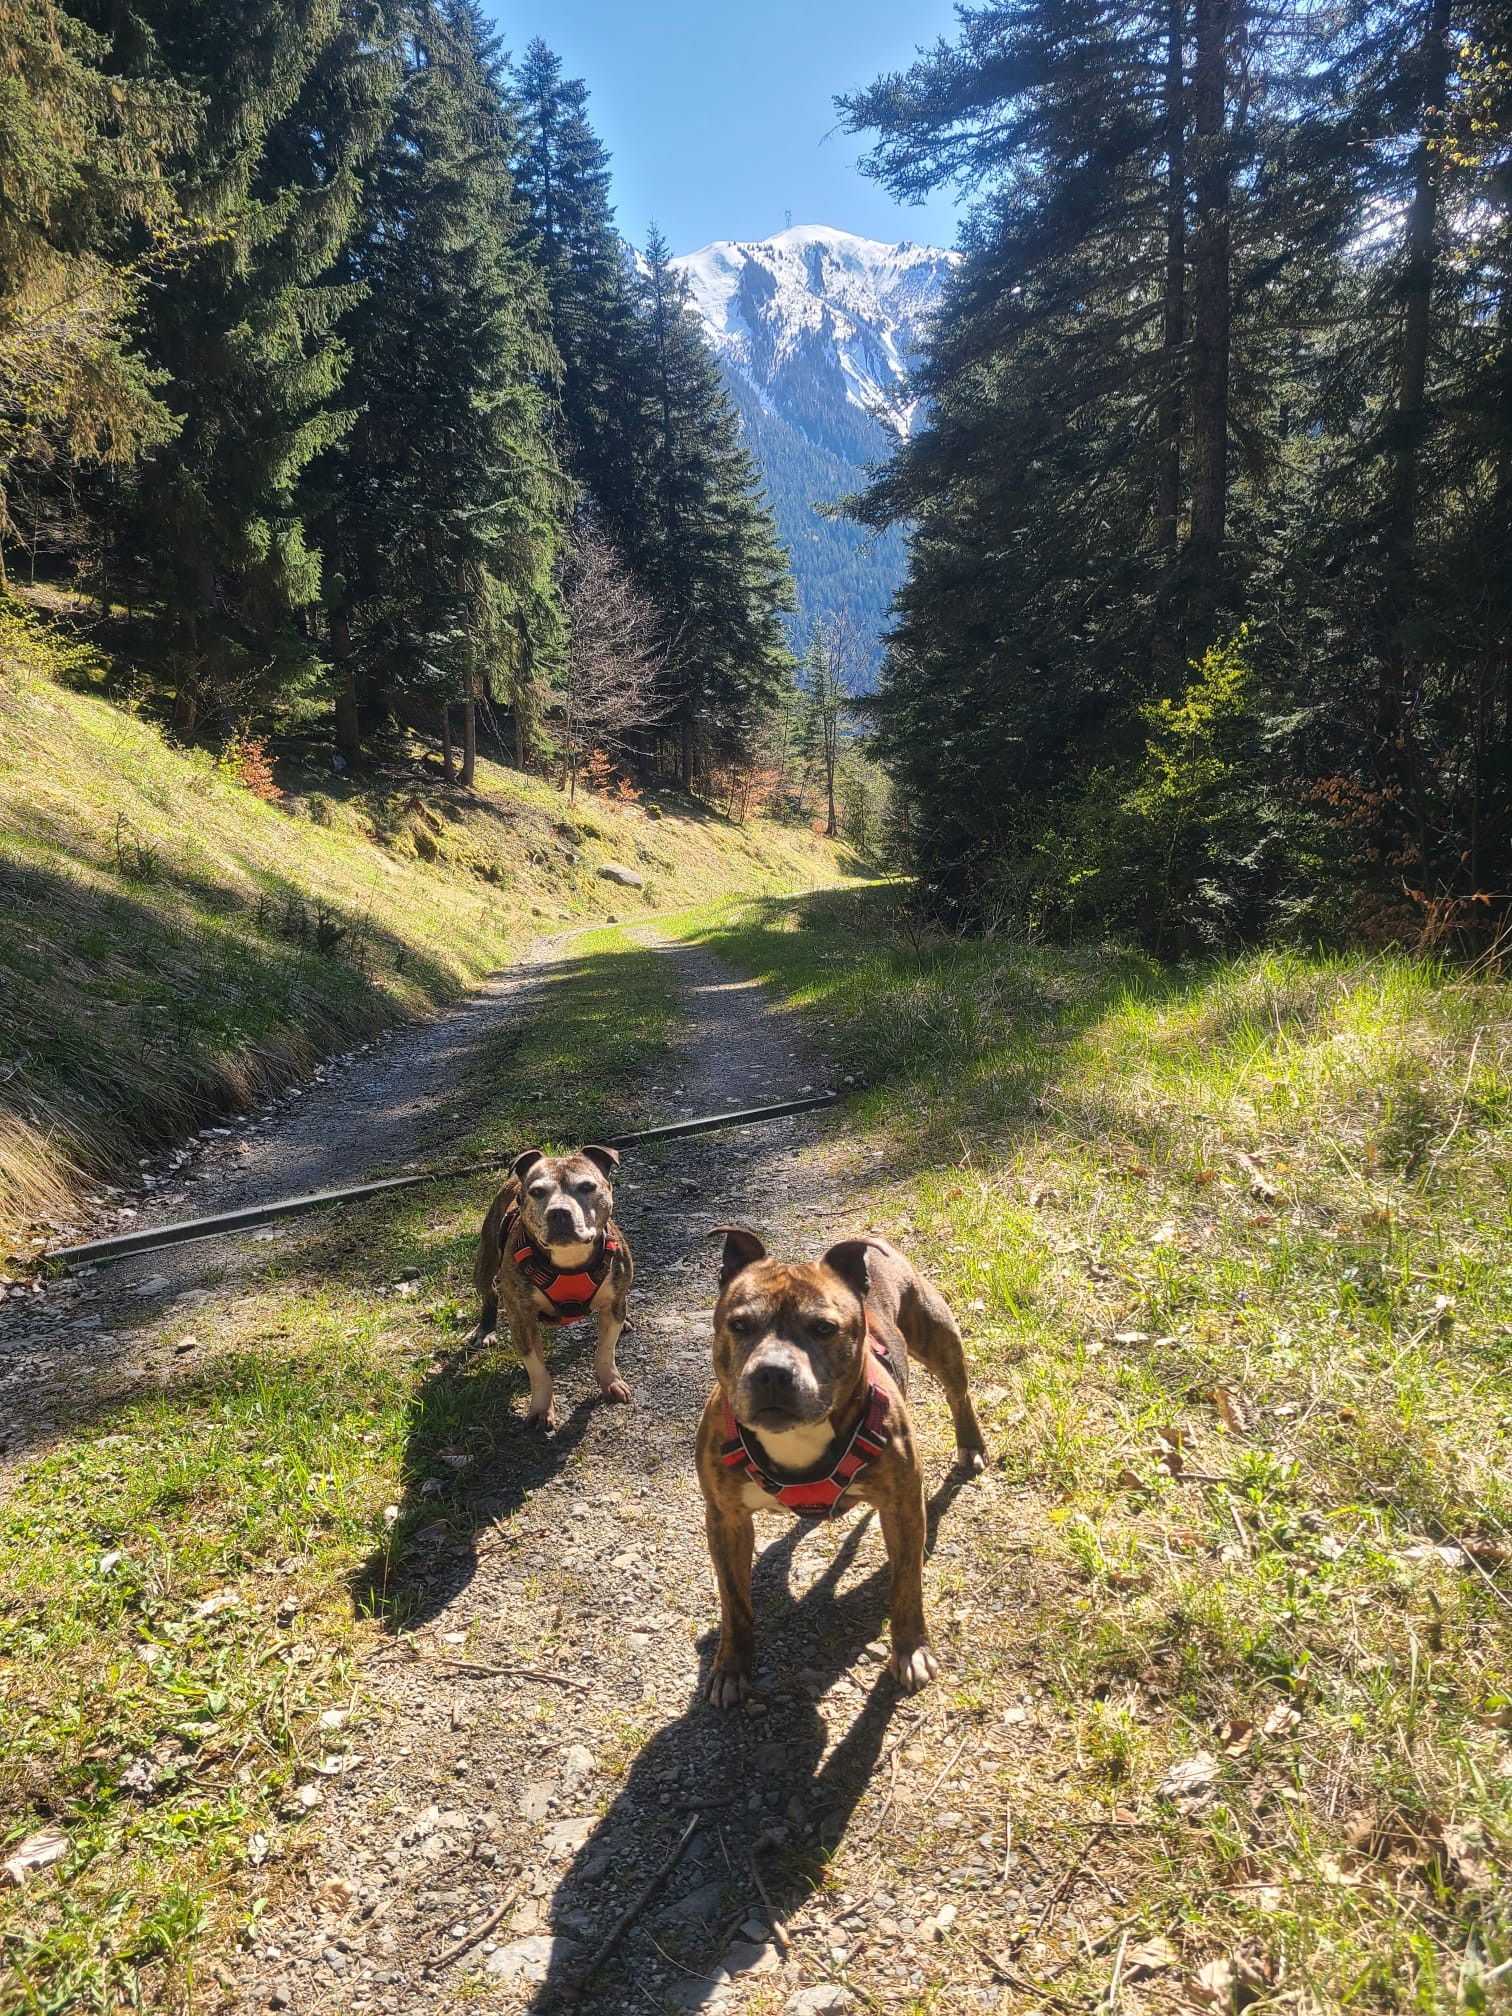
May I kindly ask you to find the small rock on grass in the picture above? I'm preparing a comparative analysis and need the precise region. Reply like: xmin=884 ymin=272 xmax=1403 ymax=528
xmin=786 ymin=1989 xmax=855 ymax=2016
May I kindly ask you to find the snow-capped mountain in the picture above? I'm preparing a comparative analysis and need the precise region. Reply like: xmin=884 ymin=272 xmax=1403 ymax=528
xmin=670 ymin=226 xmax=956 ymax=677
xmin=674 ymin=225 xmax=955 ymax=454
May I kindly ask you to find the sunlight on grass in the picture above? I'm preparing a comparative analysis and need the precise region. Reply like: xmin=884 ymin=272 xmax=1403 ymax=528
xmin=668 ymin=887 xmax=1512 ymax=2011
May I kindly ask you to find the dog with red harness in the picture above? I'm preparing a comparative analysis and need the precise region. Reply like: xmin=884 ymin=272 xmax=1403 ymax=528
xmin=695 ymin=1226 xmax=987 ymax=1704
xmin=472 ymin=1146 xmax=633 ymax=1431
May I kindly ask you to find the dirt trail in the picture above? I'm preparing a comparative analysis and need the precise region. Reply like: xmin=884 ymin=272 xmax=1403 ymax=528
xmin=227 ymin=929 xmax=1005 ymax=2016
xmin=0 ymin=938 xmax=582 ymax=1460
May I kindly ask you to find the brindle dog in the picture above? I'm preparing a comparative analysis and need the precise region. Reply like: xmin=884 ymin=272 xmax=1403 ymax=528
xmin=695 ymin=1226 xmax=986 ymax=1704
xmin=472 ymin=1145 xmax=633 ymax=1431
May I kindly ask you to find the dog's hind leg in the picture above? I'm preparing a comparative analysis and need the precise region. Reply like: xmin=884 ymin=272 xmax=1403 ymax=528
xmin=468 ymin=1291 xmax=498 ymax=1351
xmin=905 ymin=1278 xmax=988 ymax=1474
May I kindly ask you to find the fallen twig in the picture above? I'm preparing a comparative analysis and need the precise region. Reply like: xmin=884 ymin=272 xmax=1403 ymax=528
xmin=425 ymin=1881 xmax=520 ymax=1974
xmin=922 ymin=1729 xmax=973 ymax=1805
xmin=1043 ymin=1916 xmax=1148 ymax=1983
xmin=435 ymin=1659 xmax=592 ymax=1691
xmin=553 ymin=1812 xmax=699 ymax=2005
xmin=747 ymin=1848 xmax=793 ymax=1956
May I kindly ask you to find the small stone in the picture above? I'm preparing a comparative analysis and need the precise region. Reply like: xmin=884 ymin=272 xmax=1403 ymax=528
xmin=724 ymin=1939 xmax=780 ymax=1976
xmin=485 ymin=1933 xmax=579 ymax=1984
xmin=174 ymin=1335 xmax=199 ymax=1355
xmin=596 ymin=863 xmax=644 ymax=888
xmin=560 ymin=1744 xmax=594 ymax=1793
xmin=786 ymin=1989 xmax=855 ymax=2016
xmin=267 ymin=1984 xmax=292 ymax=2010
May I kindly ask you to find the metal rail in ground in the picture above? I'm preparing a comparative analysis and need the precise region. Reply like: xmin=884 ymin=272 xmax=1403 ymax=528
xmin=49 ymin=1091 xmax=841 ymax=1272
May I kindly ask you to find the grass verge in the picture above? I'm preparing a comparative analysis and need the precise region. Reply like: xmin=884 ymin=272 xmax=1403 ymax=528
xmin=662 ymin=884 xmax=1512 ymax=2013
xmin=0 ymin=596 xmax=849 ymax=1253
xmin=0 ymin=926 xmax=680 ymax=2012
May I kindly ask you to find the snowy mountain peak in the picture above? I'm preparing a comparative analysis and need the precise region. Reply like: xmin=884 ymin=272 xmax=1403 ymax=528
xmin=672 ymin=224 xmax=956 ymax=444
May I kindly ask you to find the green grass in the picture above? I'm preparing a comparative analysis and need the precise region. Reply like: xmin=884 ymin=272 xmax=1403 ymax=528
xmin=0 ymin=596 xmax=850 ymax=1252
xmin=663 ymin=884 xmax=1512 ymax=2012
xmin=0 ymin=925 xmax=681 ymax=2013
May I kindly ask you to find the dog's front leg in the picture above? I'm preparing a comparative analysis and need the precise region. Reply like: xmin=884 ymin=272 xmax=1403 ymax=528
xmin=509 ymin=1313 xmax=556 ymax=1432
xmin=593 ymin=1301 xmax=631 ymax=1404
xmin=704 ymin=1496 xmax=756 ymax=1708
xmin=878 ymin=1484 xmax=938 ymax=1694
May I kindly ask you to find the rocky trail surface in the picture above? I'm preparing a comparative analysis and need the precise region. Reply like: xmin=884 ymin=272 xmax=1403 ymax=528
xmin=4 ymin=926 xmax=1032 ymax=2015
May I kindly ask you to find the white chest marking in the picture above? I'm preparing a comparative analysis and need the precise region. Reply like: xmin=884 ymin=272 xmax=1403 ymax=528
xmin=747 ymin=1417 xmax=836 ymax=1471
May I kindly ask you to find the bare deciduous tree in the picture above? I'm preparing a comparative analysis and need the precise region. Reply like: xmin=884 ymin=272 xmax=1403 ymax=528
xmin=559 ymin=522 xmax=665 ymax=802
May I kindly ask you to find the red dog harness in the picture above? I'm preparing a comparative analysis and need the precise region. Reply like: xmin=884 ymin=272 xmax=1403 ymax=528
xmin=502 ymin=1208 xmax=618 ymax=1325
xmin=720 ymin=1328 xmax=897 ymax=1517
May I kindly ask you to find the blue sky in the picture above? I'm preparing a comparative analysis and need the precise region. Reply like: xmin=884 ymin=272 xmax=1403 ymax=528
xmin=486 ymin=0 xmax=964 ymax=256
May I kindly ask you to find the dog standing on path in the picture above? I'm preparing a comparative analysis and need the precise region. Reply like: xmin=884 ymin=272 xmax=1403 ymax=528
xmin=472 ymin=1146 xmax=633 ymax=1431
xmin=695 ymin=1227 xmax=987 ymax=1703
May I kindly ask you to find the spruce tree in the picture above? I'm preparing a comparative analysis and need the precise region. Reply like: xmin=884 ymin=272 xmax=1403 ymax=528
xmin=633 ymin=226 xmax=793 ymax=787
xmin=0 ymin=0 xmax=196 ymax=581
xmin=117 ymin=0 xmax=392 ymax=734
xmin=511 ymin=42 xmax=662 ymax=587
xmin=331 ymin=0 xmax=565 ymax=770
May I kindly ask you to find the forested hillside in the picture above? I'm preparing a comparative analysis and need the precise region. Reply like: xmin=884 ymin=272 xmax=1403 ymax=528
xmin=842 ymin=0 xmax=1512 ymax=950
xmin=0 ymin=4 xmax=797 ymax=798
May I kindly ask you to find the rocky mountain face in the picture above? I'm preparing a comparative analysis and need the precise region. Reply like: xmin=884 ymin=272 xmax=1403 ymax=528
xmin=671 ymin=225 xmax=955 ymax=681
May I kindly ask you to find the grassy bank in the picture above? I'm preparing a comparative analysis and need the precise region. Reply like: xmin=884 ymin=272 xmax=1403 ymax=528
xmin=0 ymin=924 xmax=682 ymax=2013
xmin=663 ymin=885 xmax=1512 ymax=2011
xmin=0 ymin=599 xmax=847 ymax=1253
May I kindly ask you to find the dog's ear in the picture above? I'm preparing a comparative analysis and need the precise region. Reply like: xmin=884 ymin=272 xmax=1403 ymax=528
xmin=822 ymin=1238 xmax=876 ymax=1308
xmin=709 ymin=1224 xmax=767 ymax=1289
xmin=580 ymin=1143 xmax=621 ymax=1177
xmin=510 ymin=1149 xmax=545 ymax=1183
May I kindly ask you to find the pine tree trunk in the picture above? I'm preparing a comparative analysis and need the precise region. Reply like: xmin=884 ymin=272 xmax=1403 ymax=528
xmin=1187 ymin=0 xmax=1232 ymax=648
xmin=1155 ymin=0 xmax=1188 ymax=677
xmin=460 ymin=694 xmax=477 ymax=788
xmin=332 ymin=606 xmax=360 ymax=766
xmin=441 ymin=706 xmax=455 ymax=784
xmin=1378 ymin=0 xmax=1451 ymax=741
xmin=681 ymin=713 xmax=694 ymax=793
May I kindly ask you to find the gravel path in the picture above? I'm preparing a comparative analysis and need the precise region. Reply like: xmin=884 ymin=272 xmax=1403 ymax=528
xmin=228 ymin=930 xmax=1007 ymax=2016
xmin=6 ymin=925 xmax=1015 ymax=2012
xmin=0 ymin=940 xmax=581 ymax=1463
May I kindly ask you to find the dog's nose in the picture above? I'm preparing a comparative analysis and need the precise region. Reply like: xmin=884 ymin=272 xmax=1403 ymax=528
xmin=544 ymin=1207 xmax=577 ymax=1240
xmin=749 ymin=1358 xmax=798 ymax=1407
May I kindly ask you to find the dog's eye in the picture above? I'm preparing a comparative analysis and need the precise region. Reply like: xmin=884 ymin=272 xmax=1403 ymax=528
xmin=810 ymin=1317 xmax=839 ymax=1338
xmin=574 ymin=1179 xmax=595 ymax=1195
xmin=528 ymin=1184 xmax=550 ymax=1200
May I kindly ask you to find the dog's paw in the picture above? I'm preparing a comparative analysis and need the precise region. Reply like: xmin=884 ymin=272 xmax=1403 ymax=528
xmin=597 ymin=1374 xmax=632 ymax=1405
xmin=707 ymin=1666 xmax=750 ymax=1711
xmin=889 ymin=1643 xmax=939 ymax=1694
xmin=524 ymin=1399 xmax=558 ymax=1434
xmin=955 ymin=1443 xmax=987 ymax=1476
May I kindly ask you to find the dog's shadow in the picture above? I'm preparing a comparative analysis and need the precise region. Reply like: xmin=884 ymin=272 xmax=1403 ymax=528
xmin=350 ymin=1325 xmax=611 ymax=1632
xmin=525 ymin=1471 xmax=973 ymax=2013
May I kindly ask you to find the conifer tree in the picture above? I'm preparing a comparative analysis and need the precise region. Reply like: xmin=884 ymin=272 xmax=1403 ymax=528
xmin=511 ymin=40 xmax=673 ymax=618
xmin=123 ymin=0 xmax=393 ymax=734
xmin=331 ymin=0 xmax=565 ymax=770
xmin=0 ymin=0 xmax=197 ymax=581
xmin=633 ymin=226 xmax=793 ymax=787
